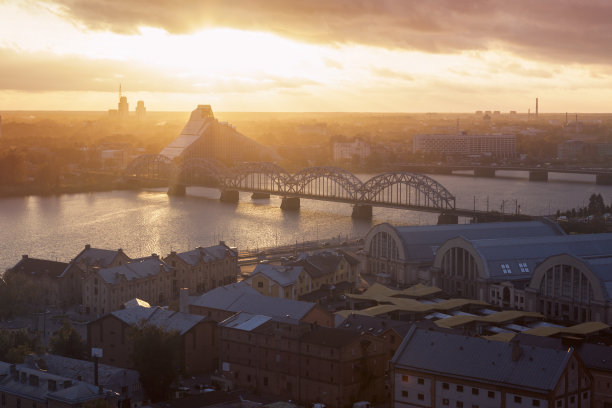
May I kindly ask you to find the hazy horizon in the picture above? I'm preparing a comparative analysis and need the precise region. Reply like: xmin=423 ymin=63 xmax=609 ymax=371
xmin=2 ymin=1 xmax=612 ymax=112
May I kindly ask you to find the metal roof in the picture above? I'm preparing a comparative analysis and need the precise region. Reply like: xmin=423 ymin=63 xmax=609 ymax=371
xmin=250 ymin=264 xmax=304 ymax=287
xmin=96 ymin=256 xmax=171 ymax=285
xmin=219 ymin=312 xmax=272 ymax=331
xmin=392 ymin=327 xmax=572 ymax=392
xmin=389 ymin=220 xmax=564 ymax=263
xmin=111 ymin=306 xmax=205 ymax=335
xmin=175 ymin=244 xmax=236 ymax=266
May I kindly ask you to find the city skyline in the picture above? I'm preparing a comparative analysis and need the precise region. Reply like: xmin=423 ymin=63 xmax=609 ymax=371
xmin=1 ymin=0 xmax=612 ymax=112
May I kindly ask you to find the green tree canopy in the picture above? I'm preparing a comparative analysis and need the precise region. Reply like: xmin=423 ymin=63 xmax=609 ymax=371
xmin=129 ymin=324 xmax=181 ymax=402
xmin=49 ymin=320 xmax=87 ymax=359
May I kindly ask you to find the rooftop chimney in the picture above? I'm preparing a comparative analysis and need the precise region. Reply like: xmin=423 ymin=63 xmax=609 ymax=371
xmin=85 ymin=244 xmax=91 ymax=250
xmin=179 ymin=288 xmax=189 ymax=314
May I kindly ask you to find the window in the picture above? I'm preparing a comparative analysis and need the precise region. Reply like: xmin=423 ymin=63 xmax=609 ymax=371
xmin=418 ymin=378 xmax=425 ymax=385
xmin=532 ymin=400 xmax=540 ymax=407
xmin=501 ymin=264 xmax=512 ymax=274
xmin=472 ymin=388 xmax=479 ymax=395
xmin=257 ymin=282 xmax=263 ymax=288
xmin=263 ymin=377 xmax=268 ymax=386
xmin=457 ymin=385 xmax=464 ymax=392
xmin=442 ymin=383 xmax=450 ymax=390
xmin=514 ymin=396 xmax=522 ymax=403
xmin=418 ymin=394 xmax=424 ymax=401
xmin=402 ymin=375 xmax=409 ymax=383
xmin=518 ymin=262 xmax=530 ymax=273
xmin=582 ymin=392 xmax=588 ymax=400
xmin=442 ymin=399 xmax=449 ymax=406
xmin=570 ymin=396 xmax=575 ymax=404
xmin=556 ymin=400 xmax=562 ymax=408
xmin=456 ymin=402 xmax=463 ymax=408
xmin=401 ymin=391 xmax=408 ymax=398
xmin=488 ymin=391 xmax=495 ymax=398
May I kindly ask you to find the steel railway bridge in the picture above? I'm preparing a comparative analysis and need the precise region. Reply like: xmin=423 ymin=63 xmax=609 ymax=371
xmin=124 ymin=155 xmax=532 ymax=223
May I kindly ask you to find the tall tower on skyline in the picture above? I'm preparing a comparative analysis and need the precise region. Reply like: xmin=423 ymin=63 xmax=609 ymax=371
xmin=536 ymin=97 xmax=539 ymax=118
xmin=118 ymin=84 xmax=129 ymax=120
xmin=136 ymin=100 xmax=146 ymax=120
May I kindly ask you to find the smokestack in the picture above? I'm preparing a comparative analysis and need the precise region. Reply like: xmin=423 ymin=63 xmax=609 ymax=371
xmin=536 ymin=97 xmax=539 ymax=118
xmin=179 ymin=288 xmax=189 ymax=313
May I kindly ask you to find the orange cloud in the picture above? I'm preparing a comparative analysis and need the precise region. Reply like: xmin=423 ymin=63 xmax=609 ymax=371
xmin=49 ymin=0 xmax=612 ymax=64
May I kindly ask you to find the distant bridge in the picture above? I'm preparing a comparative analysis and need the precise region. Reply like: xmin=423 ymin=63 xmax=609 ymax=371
xmin=398 ymin=164 xmax=612 ymax=184
xmin=124 ymin=155 xmax=535 ymax=223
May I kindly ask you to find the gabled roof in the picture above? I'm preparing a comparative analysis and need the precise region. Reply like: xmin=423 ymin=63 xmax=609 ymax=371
xmin=288 ymin=251 xmax=345 ymax=279
xmin=9 ymin=256 xmax=68 ymax=279
xmin=172 ymin=244 xmax=237 ymax=266
xmin=392 ymin=327 xmax=573 ymax=393
xmin=190 ymin=282 xmax=259 ymax=309
xmin=191 ymin=283 xmax=317 ymax=323
xmin=96 ymin=256 xmax=171 ymax=285
xmin=219 ymin=312 xmax=272 ymax=332
xmin=110 ymin=305 xmax=206 ymax=335
xmin=250 ymin=264 xmax=304 ymax=287
xmin=73 ymin=245 xmax=128 ymax=268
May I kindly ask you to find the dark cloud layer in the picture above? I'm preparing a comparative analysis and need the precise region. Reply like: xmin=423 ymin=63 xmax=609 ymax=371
xmin=47 ymin=0 xmax=612 ymax=64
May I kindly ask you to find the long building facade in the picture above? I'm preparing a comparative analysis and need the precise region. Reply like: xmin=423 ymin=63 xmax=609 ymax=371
xmin=413 ymin=133 xmax=516 ymax=158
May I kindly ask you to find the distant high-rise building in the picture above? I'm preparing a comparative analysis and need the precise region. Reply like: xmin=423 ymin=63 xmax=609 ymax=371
xmin=135 ymin=100 xmax=146 ymax=120
xmin=117 ymin=84 xmax=129 ymax=120
xmin=536 ymin=97 xmax=539 ymax=118
xmin=0 ymin=114 xmax=2 ymax=138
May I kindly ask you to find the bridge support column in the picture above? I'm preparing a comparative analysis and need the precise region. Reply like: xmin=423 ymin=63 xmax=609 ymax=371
xmin=351 ymin=205 xmax=372 ymax=220
xmin=596 ymin=173 xmax=612 ymax=185
xmin=281 ymin=197 xmax=300 ymax=211
xmin=167 ymin=184 xmax=186 ymax=196
xmin=251 ymin=192 xmax=270 ymax=199
xmin=220 ymin=190 xmax=239 ymax=203
xmin=474 ymin=168 xmax=496 ymax=177
xmin=529 ymin=170 xmax=548 ymax=181
xmin=437 ymin=213 xmax=458 ymax=225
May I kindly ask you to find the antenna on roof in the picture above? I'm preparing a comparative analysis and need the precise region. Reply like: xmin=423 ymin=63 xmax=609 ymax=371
xmin=119 ymin=83 xmax=122 ymax=99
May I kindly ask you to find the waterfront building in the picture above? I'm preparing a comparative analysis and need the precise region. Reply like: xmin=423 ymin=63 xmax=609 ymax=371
xmin=246 ymin=251 xmax=359 ymax=302
xmin=432 ymin=233 xmax=612 ymax=324
xmin=5 ymin=256 xmax=83 ymax=309
xmin=413 ymin=133 xmax=516 ymax=158
xmin=390 ymin=327 xmax=592 ymax=408
xmin=87 ymin=305 xmax=217 ymax=375
xmin=189 ymin=282 xmax=334 ymax=327
xmin=333 ymin=138 xmax=371 ymax=162
xmin=162 ymin=242 xmax=238 ymax=297
xmin=159 ymin=105 xmax=274 ymax=165
xmin=363 ymin=220 xmax=564 ymax=287
xmin=82 ymin=255 xmax=173 ymax=316
xmin=216 ymin=311 xmax=387 ymax=408
xmin=0 ymin=361 xmax=117 ymax=408
xmin=72 ymin=244 xmax=132 ymax=274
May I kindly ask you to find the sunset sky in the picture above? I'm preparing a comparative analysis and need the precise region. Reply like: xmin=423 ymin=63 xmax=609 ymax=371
xmin=1 ymin=0 xmax=612 ymax=112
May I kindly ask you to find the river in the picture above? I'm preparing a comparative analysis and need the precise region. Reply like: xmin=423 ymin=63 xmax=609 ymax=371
xmin=1 ymin=170 xmax=611 ymax=272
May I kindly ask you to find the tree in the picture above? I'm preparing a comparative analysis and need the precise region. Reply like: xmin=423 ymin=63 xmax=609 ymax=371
xmin=588 ymin=193 xmax=605 ymax=215
xmin=49 ymin=320 xmax=87 ymax=359
xmin=129 ymin=324 xmax=181 ymax=402
xmin=0 ymin=329 xmax=39 ymax=363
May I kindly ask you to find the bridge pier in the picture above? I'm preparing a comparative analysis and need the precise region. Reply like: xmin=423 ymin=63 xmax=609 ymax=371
xmin=167 ymin=184 xmax=186 ymax=196
xmin=529 ymin=170 xmax=548 ymax=181
xmin=251 ymin=192 xmax=270 ymax=199
xmin=596 ymin=173 xmax=612 ymax=185
xmin=474 ymin=168 xmax=496 ymax=177
xmin=220 ymin=190 xmax=239 ymax=203
xmin=437 ymin=213 xmax=459 ymax=225
xmin=351 ymin=205 xmax=373 ymax=219
xmin=280 ymin=197 xmax=300 ymax=211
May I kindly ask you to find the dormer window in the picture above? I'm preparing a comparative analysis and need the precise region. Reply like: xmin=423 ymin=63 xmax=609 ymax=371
xmin=501 ymin=264 xmax=512 ymax=274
